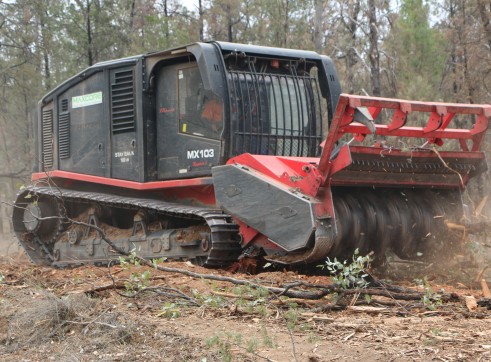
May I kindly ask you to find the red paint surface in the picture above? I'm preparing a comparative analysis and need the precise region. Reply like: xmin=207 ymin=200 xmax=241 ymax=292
xmin=32 ymin=170 xmax=217 ymax=206
xmin=32 ymin=170 xmax=213 ymax=190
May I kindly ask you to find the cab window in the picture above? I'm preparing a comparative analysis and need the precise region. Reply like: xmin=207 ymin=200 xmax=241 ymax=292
xmin=178 ymin=66 xmax=223 ymax=139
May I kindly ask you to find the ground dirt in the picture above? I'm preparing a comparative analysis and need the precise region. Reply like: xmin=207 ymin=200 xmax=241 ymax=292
xmin=0 ymin=236 xmax=491 ymax=362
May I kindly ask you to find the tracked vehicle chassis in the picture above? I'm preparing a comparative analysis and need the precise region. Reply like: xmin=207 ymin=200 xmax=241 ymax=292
xmin=12 ymin=187 xmax=242 ymax=268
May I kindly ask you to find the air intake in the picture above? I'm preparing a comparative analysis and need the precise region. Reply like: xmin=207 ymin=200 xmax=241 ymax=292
xmin=111 ymin=69 xmax=135 ymax=134
xmin=58 ymin=112 xmax=70 ymax=159
xmin=42 ymin=108 xmax=54 ymax=169
xmin=61 ymin=98 xmax=69 ymax=112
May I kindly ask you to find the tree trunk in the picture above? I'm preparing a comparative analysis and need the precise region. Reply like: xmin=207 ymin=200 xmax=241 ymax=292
xmin=199 ymin=0 xmax=204 ymax=41
xmin=0 ymin=117 xmax=16 ymax=192
xmin=346 ymin=0 xmax=360 ymax=94
xmin=40 ymin=10 xmax=51 ymax=90
xmin=129 ymin=0 xmax=136 ymax=30
xmin=477 ymin=0 xmax=491 ymax=51
xmin=86 ymin=0 xmax=93 ymax=66
xmin=227 ymin=4 xmax=233 ymax=42
xmin=461 ymin=2 xmax=475 ymax=103
xmin=449 ymin=1 xmax=459 ymax=96
xmin=283 ymin=0 xmax=289 ymax=47
xmin=164 ymin=0 xmax=170 ymax=44
xmin=368 ymin=0 xmax=381 ymax=96
xmin=313 ymin=0 xmax=324 ymax=53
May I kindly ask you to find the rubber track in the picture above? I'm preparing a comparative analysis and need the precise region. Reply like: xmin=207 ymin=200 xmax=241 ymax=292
xmin=15 ymin=186 xmax=242 ymax=268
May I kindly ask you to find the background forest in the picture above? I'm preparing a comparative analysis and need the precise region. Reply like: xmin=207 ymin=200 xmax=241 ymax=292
xmin=0 ymin=0 xmax=490 ymax=233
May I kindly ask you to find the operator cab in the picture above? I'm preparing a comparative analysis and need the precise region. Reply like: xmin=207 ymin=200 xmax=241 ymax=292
xmin=148 ymin=41 xmax=341 ymax=180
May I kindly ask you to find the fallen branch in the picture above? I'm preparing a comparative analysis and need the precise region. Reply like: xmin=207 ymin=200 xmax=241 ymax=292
xmin=124 ymin=286 xmax=200 ymax=305
xmin=65 ymin=320 xmax=119 ymax=329
xmin=71 ymin=282 xmax=126 ymax=294
xmin=447 ymin=221 xmax=491 ymax=235
xmin=12 ymin=208 xmax=469 ymax=307
xmin=271 ymin=298 xmax=323 ymax=307
xmin=347 ymin=305 xmax=388 ymax=313
xmin=66 ymin=220 xmax=335 ymax=299
xmin=481 ymin=279 xmax=491 ymax=298
xmin=72 ymin=223 xmax=452 ymax=306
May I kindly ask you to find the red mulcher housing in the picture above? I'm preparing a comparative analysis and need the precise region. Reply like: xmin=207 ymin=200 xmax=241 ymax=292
xmin=214 ymin=94 xmax=489 ymax=264
xmin=12 ymin=42 xmax=490 ymax=268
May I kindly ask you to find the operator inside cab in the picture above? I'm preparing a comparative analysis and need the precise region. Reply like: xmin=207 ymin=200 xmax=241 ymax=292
xmin=178 ymin=66 xmax=223 ymax=139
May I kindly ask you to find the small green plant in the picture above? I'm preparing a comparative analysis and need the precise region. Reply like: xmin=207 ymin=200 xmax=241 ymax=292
xmin=158 ymin=302 xmax=181 ymax=319
xmin=232 ymin=284 xmax=269 ymax=299
xmin=206 ymin=335 xmax=232 ymax=362
xmin=206 ymin=332 xmax=243 ymax=362
xmin=151 ymin=257 xmax=166 ymax=269
xmin=0 ymin=272 xmax=5 ymax=283
xmin=260 ymin=325 xmax=276 ymax=348
xmin=207 ymin=331 xmax=273 ymax=360
xmin=246 ymin=338 xmax=259 ymax=354
xmin=123 ymin=271 xmax=150 ymax=293
xmin=118 ymin=252 xmax=152 ymax=293
xmin=230 ymin=284 xmax=270 ymax=315
xmin=414 ymin=276 xmax=442 ymax=310
xmin=308 ymin=331 xmax=321 ymax=343
xmin=130 ymin=270 xmax=151 ymax=289
xmin=191 ymin=289 xmax=226 ymax=308
xmin=203 ymin=295 xmax=225 ymax=308
xmin=254 ymin=304 xmax=269 ymax=317
xmin=283 ymin=308 xmax=299 ymax=331
xmin=118 ymin=256 xmax=129 ymax=268
xmin=118 ymin=251 xmax=141 ymax=269
xmin=318 ymin=248 xmax=371 ymax=289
